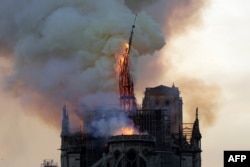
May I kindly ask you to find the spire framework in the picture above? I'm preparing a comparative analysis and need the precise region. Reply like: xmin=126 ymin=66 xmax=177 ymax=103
xmin=119 ymin=15 xmax=137 ymax=112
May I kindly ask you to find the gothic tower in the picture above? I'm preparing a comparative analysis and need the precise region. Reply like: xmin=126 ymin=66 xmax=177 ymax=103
xmin=191 ymin=108 xmax=202 ymax=167
xmin=142 ymin=84 xmax=183 ymax=134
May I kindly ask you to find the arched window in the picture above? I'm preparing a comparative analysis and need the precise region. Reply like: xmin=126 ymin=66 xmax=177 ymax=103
xmin=126 ymin=149 xmax=137 ymax=161
xmin=117 ymin=149 xmax=147 ymax=167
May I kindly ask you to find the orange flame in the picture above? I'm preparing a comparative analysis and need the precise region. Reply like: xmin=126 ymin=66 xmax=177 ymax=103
xmin=115 ymin=42 xmax=129 ymax=74
xmin=124 ymin=43 xmax=129 ymax=49
xmin=114 ymin=126 xmax=138 ymax=135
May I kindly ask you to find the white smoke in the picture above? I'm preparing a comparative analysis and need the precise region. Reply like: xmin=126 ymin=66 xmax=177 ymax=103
xmin=0 ymin=0 xmax=165 ymax=136
xmin=87 ymin=109 xmax=134 ymax=137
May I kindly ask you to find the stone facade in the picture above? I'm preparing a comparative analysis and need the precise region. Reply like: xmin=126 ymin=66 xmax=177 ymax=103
xmin=60 ymin=84 xmax=202 ymax=167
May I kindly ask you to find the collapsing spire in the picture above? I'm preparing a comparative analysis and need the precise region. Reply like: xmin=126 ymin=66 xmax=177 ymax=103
xmin=119 ymin=15 xmax=137 ymax=112
xmin=127 ymin=15 xmax=136 ymax=56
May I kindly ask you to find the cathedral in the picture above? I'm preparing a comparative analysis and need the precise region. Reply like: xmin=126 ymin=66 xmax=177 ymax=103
xmin=60 ymin=84 xmax=202 ymax=167
xmin=60 ymin=19 xmax=201 ymax=167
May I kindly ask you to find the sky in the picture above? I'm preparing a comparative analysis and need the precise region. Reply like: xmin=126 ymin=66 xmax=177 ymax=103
xmin=166 ymin=0 xmax=250 ymax=166
xmin=1 ymin=0 xmax=250 ymax=166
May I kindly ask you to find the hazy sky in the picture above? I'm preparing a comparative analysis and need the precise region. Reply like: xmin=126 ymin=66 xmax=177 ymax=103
xmin=1 ymin=0 xmax=250 ymax=166
xmin=167 ymin=0 xmax=250 ymax=166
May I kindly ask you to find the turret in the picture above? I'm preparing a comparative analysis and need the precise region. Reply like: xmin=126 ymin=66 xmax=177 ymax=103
xmin=191 ymin=107 xmax=202 ymax=149
xmin=191 ymin=108 xmax=202 ymax=167
xmin=61 ymin=105 xmax=70 ymax=136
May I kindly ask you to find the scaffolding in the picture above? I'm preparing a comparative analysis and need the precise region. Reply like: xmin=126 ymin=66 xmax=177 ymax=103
xmin=181 ymin=123 xmax=194 ymax=144
xmin=132 ymin=109 xmax=171 ymax=151
xmin=130 ymin=110 xmax=195 ymax=152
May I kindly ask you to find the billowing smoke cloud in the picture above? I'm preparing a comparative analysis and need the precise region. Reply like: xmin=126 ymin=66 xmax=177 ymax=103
xmin=0 ymin=0 xmax=219 ymax=135
xmin=131 ymin=0 xmax=221 ymax=126
xmin=0 ymin=0 xmax=165 ymax=135
xmin=125 ymin=0 xmax=208 ymax=38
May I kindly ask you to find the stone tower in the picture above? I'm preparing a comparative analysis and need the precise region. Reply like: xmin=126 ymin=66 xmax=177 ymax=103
xmin=142 ymin=84 xmax=183 ymax=134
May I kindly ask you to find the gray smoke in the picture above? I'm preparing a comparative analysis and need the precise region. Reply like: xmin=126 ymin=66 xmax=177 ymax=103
xmin=128 ymin=0 xmax=221 ymax=126
xmin=126 ymin=0 xmax=207 ymax=38
xmin=0 ymin=0 xmax=165 ymax=136
xmin=87 ymin=108 xmax=134 ymax=137
xmin=0 ymin=0 xmax=215 ymax=135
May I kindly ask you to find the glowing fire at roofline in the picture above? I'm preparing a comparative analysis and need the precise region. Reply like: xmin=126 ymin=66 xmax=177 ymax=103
xmin=114 ymin=126 xmax=139 ymax=135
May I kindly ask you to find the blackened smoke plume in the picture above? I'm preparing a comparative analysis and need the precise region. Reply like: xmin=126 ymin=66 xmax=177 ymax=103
xmin=0 ymin=0 xmax=217 ymax=135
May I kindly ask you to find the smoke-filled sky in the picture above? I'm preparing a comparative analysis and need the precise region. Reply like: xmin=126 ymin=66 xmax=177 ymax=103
xmin=0 ymin=0 xmax=249 ymax=166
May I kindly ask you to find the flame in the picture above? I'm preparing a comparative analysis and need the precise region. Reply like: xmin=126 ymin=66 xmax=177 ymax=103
xmin=120 ymin=57 xmax=124 ymax=66
xmin=114 ymin=126 xmax=139 ymax=135
xmin=115 ymin=42 xmax=129 ymax=74
xmin=124 ymin=43 xmax=129 ymax=49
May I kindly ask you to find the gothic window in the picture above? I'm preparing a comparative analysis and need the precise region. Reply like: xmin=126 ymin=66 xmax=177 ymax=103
xmin=117 ymin=149 xmax=146 ymax=167
xmin=126 ymin=149 xmax=136 ymax=161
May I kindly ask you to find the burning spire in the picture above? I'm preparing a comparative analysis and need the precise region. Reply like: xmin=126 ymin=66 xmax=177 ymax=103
xmin=119 ymin=15 xmax=137 ymax=112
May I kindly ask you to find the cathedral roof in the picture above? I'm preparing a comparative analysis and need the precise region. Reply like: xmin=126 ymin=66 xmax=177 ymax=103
xmin=145 ymin=84 xmax=180 ymax=96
